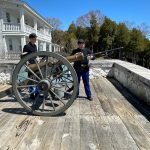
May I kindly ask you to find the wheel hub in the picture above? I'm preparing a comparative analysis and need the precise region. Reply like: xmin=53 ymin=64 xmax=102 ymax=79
xmin=39 ymin=79 xmax=50 ymax=92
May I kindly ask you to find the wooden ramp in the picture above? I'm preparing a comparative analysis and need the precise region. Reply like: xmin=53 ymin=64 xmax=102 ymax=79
xmin=0 ymin=77 xmax=150 ymax=150
xmin=0 ymin=84 xmax=12 ymax=98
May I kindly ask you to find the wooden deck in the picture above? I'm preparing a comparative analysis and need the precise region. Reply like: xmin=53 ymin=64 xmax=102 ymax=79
xmin=0 ymin=77 xmax=150 ymax=150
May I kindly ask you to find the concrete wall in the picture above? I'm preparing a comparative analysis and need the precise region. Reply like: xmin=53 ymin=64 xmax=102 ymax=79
xmin=113 ymin=62 xmax=150 ymax=105
xmin=91 ymin=60 xmax=150 ymax=105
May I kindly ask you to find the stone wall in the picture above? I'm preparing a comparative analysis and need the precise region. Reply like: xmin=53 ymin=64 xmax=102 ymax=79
xmin=0 ymin=60 xmax=18 ymax=84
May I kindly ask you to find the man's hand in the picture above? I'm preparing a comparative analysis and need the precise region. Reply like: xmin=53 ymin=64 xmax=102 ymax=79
xmin=87 ymin=55 xmax=94 ymax=60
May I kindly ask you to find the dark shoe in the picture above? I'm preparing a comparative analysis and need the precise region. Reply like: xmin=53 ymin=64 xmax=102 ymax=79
xmin=30 ymin=93 xmax=35 ymax=100
xmin=87 ymin=97 xmax=93 ymax=101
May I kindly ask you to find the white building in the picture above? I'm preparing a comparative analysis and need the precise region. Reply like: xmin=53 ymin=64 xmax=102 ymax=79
xmin=0 ymin=0 xmax=60 ymax=59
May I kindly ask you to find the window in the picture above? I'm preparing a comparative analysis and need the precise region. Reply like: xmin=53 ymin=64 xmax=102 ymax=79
xmin=17 ymin=18 xmax=20 ymax=24
xmin=6 ymin=12 xmax=11 ymax=22
xmin=25 ymin=20 xmax=28 ymax=25
xmin=9 ymin=39 xmax=13 ymax=50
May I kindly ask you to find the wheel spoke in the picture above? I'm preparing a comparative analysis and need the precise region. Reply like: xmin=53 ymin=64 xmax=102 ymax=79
xmin=52 ymin=86 xmax=72 ymax=95
xmin=48 ymin=92 xmax=56 ymax=111
xmin=33 ymin=94 xmax=40 ymax=105
xmin=49 ymin=89 xmax=65 ymax=105
xmin=35 ymin=59 xmax=44 ymax=79
xmin=51 ymin=82 xmax=73 ymax=85
xmin=61 ymin=76 xmax=73 ymax=82
xmin=42 ymin=97 xmax=45 ymax=112
xmin=17 ymin=74 xmax=39 ymax=83
xmin=51 ymin=70 xmax=69 ymax=82
xmin=17 ymin=85 xmax=37 ymax=88
xmin=25 ymin=65 xmax=41 ymax=81
xmin=45 ymin=58 xmax=48 ymax=78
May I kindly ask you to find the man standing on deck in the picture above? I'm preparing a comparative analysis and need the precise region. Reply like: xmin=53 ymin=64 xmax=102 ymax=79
xmin=22 ymin=33 xmax=38 ymax=99
xmin=71 ymin=39 xmax=95 ymax=101
xmin=22 ymin=33 xmax=38 ymax=63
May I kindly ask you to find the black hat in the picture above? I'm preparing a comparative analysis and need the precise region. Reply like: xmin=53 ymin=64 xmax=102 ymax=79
xmin=29 ymin=33 xmax=37 ymax=38
xmin=78 ymin=39 xmax=85 ymax=44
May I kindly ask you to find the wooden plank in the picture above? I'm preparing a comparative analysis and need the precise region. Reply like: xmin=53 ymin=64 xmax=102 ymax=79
xmin=0 ymin=115 xmax=37 ymax=149
xmin=98 ymin=78 xmax=150 ymax=149
xmin=60 ymin=117 xmax=80 ymax=150
xmin=79 ymin=101 xmax=92 ymax=115
xmin=66 ymin=100 xmax=80 ymax=116
xmin=93 ymin=78 xmax=117 ymax=116
xmin=107 ymin=115 xmax=139 ymax=150
xmin=0 ymin=85 xmax=12 ymax=98
xmin=80 ymin=116 xmax=99 ymax=150
xmin=93 ymin=116 xmax=115 ymax=150
xmin=90 ymin=80 xmax=105 ymax=117
xmin=102 ymin=78 xmax=150 ymax=136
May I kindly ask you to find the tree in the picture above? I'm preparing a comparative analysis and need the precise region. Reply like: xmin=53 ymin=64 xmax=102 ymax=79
xmin=46 ymin=17 xmax=62 ymax=30
xmin=51 ymin=30 xmax=66 ymax=47
xmin=114 ymin=23 xmax=130 ymax=48
xmin=87 ymin=14 xmax=100 ymax=52
xmin=76 ymin=10 xmax=104 ymax=28
xmin=98 ymin=17 xmax=117 ymax=50
xmin=46 ymin=17 xmax=66 ymax=49
xmin=128 ymin=28 xmax=145 ymax=53
xmin=137 ymin=23 xmax=150 ymax=37
xmin=124 ymin=20 xmax=135 ymax=30
xmin=68 ymin=22 xmax=76 ymax=34
xmin=64 ymin=32 xmax=78 ymax=54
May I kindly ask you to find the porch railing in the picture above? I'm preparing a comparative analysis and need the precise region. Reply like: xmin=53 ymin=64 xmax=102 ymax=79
xmin=0 ymin=52 xmax=21 ymax=60
xmin=3 ymin=23 xmax=21 ymax=31
xmin=24 ymin=24 xmax=36 ymax=34
xmin=3 ymin=23 xmax=51 ymax=40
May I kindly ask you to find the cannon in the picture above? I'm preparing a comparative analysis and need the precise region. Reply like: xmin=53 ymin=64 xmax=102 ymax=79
xmin=12 ymin=47 xmax=123 ymax=116
xmin=12 ymin=51 xmax=84 ymax=116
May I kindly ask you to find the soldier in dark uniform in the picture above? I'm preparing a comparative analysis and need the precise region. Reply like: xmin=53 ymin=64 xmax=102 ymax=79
xmin=71 ymin=39 xmax=95 ymax=101
xmin=22 ymin=33 xmax=38 ymax=64
xmin=22 ymin=33 xmax=39 ymax=99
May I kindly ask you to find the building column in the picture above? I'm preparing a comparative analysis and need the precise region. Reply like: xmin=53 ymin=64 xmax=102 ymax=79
xmin=21 ymin=36 xmax=26 ymax=52
xmin=43 ymin=42 xmax=46 ymax=51
xmin=36 ymin=39 xmax=39 ymax=51
xmin=53 ymin=44 xmax=56 ymax=52
xmin=20 ymin=8 xmax=25 ymax=31
xmin=0 ymin=8 xmax=4 ymax=30
xmin=49 ymin=43 xmax=52 ymax=52
xmin=34 ymin=19 xmax=37 ymax=34
xmin=3 ymin=36 xmax=7 ymax=58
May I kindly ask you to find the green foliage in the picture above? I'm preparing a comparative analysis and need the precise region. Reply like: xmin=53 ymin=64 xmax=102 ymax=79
xmin=47 ymin=10 xmax=150 ymax=61
xmin=86 ymin=14 xmax=100 ymax=52
xmin=114 ymin=23 xmax=130 ymax=48
xmin=127 ymin=28 xmax=145 ymax=52
xmin=98 ymin=17 xmax=117 ymax=50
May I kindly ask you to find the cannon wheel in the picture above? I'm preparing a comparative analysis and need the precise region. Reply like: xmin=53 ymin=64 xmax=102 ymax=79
xmin=12 ymin=51 xmax=78 ymax=116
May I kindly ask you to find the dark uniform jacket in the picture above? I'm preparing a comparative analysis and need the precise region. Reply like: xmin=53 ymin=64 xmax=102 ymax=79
xmin=71 ymin=48 xmax=94 ymax=72
xmin=23 ymin=42 xmax=37 ymax=54
xmin=22 ymin=42 xmax=37 ymax=64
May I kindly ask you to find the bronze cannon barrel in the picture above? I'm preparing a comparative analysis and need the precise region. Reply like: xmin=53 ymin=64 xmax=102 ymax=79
xmin=28 ymin=52 xmax=84 ymax=71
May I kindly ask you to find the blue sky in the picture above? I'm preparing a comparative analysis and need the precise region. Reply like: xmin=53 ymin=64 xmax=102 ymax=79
xmin=24 ymin=0 xmax=150 ymax=31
